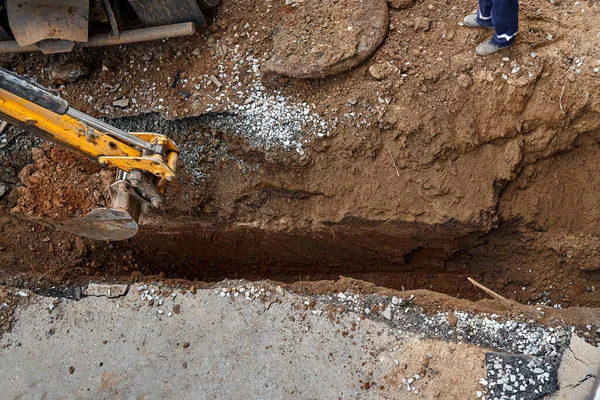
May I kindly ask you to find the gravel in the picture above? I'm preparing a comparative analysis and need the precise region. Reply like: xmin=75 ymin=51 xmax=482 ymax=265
xmin=202 ymin=51 xmax=329 ymax=152
xmin=322 ymin=293 xmax=570 ymax=400
xmin=2 ymin=47 xmax=332 ymax=187
xmin=483 ymin=352 xmax=559 ymax=400
xmin=210 ymin=286 xmax=572 ymax=400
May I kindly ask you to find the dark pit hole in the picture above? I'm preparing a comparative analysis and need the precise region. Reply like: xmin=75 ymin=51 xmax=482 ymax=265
xmin=45 ymin=223 xmax=599 ymax=310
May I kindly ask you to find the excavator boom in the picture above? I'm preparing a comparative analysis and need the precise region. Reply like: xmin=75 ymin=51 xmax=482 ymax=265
xmin=0 ymin=67 xmax=179 ymax=241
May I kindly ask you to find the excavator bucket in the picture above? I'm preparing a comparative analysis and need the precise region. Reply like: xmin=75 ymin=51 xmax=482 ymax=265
xmin=6 ymin=0 xmax=89 ymax=49
xmin=51 ymin=179 xmax=143 ymax=241
xmin=54 ymin=209 xmax=140 ymax=242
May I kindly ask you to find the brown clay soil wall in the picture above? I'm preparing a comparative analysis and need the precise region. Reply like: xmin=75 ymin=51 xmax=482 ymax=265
xmin=1 ymin=0 xmax=600 ymax=310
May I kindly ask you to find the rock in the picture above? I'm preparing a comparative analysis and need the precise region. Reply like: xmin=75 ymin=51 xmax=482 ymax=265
xmin=68 ymin=366 xmax=75 ymax=374
xmin=474 ymin=70 xmax=494 ymax=84
xmin=112 ymin=98 xmax=130 ymax=108
xmin=83 ymin=283 xmax=129 ymax=298
xmin=369 ymin=61 xmax=399 ymax=80
xmin=209 ymin=75 xmax=222 ymax=88
xmin=457 ymin=74 xmax=473 ymax=88
xmin=413 ymin=17 xmax=432 ymax=32
xmin=447 ymin=312 xmax=458 ymax=327
xmin=0 ymin=183 xmax=6 ymax=198
xmin=507 ymin=76 xmax=532 ymax=87
xmin=387 ymin=0 xmax=414 ymax=9
xmin=264 ymin=0 xmax=389 ymax=78
xmin=101 ymin=59 xmax=113 ymax=73
xmin=75 ymin=237 xmax=86 ymax=256
xmin=381 ymin=304 xmax=392 ymax=320
xmin=49 ymin=62 xmax=89 ymax=83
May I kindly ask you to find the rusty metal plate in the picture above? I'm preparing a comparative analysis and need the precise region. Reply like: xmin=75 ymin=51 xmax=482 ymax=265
xmin=6 ymin=0 xmax=89 ymax=47
xmin=127 ymin=0 xmax=206 ymax=27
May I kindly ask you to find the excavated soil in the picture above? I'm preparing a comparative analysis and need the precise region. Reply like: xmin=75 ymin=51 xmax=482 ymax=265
xmin=1 ymin=0 xmax=600 ymax=327
xmin=12 ymin=143 xmax=112 ymax=220
xmin=263 ymin=0 xmax=389 ymax=78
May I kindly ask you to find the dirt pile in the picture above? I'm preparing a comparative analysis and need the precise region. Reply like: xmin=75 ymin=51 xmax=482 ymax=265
xmin=264 ymin=0 xmax=389 ymax=78
xmin=12 ymin=143 xmax=112 ymax=220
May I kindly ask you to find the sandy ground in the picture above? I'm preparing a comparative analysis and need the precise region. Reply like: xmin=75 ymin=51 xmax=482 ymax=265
xmin=0 ymin=281 xmax=597 ymax=399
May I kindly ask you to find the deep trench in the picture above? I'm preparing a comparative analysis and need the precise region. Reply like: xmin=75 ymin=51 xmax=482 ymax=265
xmin=2 ymin=114 xmax=599 ymax=309
xmin=35 ymin=215 xmax=590 ymax=310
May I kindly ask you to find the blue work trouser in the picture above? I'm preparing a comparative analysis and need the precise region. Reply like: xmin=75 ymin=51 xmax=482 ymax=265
xmin=476 ymin=0 xmax=519 ymax=46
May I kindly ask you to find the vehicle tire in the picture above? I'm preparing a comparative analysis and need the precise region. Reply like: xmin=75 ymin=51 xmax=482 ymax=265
xmin=197 ymin=0 xmax=220 ymax=9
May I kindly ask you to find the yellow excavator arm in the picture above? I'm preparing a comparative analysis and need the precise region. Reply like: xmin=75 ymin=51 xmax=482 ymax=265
xmin=0 ymin=67 xmax=179 ymax=241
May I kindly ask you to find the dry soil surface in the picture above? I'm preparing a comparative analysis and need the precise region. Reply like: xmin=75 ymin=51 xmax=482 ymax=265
xmin=0 ymin=0 xmax=599 ymax=331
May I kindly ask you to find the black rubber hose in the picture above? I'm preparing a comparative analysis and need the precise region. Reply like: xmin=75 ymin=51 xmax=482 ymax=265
xmin=0 ymin=68 xmax=69 ymax=115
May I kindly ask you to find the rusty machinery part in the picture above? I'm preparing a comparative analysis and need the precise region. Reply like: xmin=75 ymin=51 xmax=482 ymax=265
xmin=0 ymin=67 xmax=179 ymax=241
xmin=0 ymin=22 xmax=197 ymax=55
xmin=0 ymin=0 xmax=220 ymax=54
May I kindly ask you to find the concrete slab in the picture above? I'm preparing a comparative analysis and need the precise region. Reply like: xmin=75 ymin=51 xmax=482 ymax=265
xmin=0 ymin=282 xmax=594 ymax=399
xmin=83 ymin=283 xmax=129 ymax=298
xmin=552 ymin=335 xmax=600 ymax=400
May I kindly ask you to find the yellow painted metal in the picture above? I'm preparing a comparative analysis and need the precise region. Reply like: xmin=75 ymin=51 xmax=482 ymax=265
xmin=130 ymin=132 xmax=179 ymax=152
xmin=0 ymin=88 xmax=140 ymax=158
xmin=0 ymin=78 xmax=180 ymax=241
xmin=0 ymin=88 xmax=179 ymax=179
xmin=166 ymin=151 xmax=179 ymax=177
xmin=98 ymin=155 xmax=176 ymax=179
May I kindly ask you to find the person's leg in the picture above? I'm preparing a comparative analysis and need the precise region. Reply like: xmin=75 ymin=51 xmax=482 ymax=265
xmin=475 ymin=0 xmax=518 ymax=55
xmin=464 ymin=0 xmax=495 ymax=28
xmin=476 ymin=0 xmax=494 ymax=27
xmin=490 ymin=0 xmax=519 ymax=46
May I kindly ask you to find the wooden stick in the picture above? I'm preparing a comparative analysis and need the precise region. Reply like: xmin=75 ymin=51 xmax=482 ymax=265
xmin=467 ymin=277 xmax=513 ymax=307
xmin=386 ymin=146 xmax=400 ymax=177
xmin=559 ymin=79 xmax=567 ymax=115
